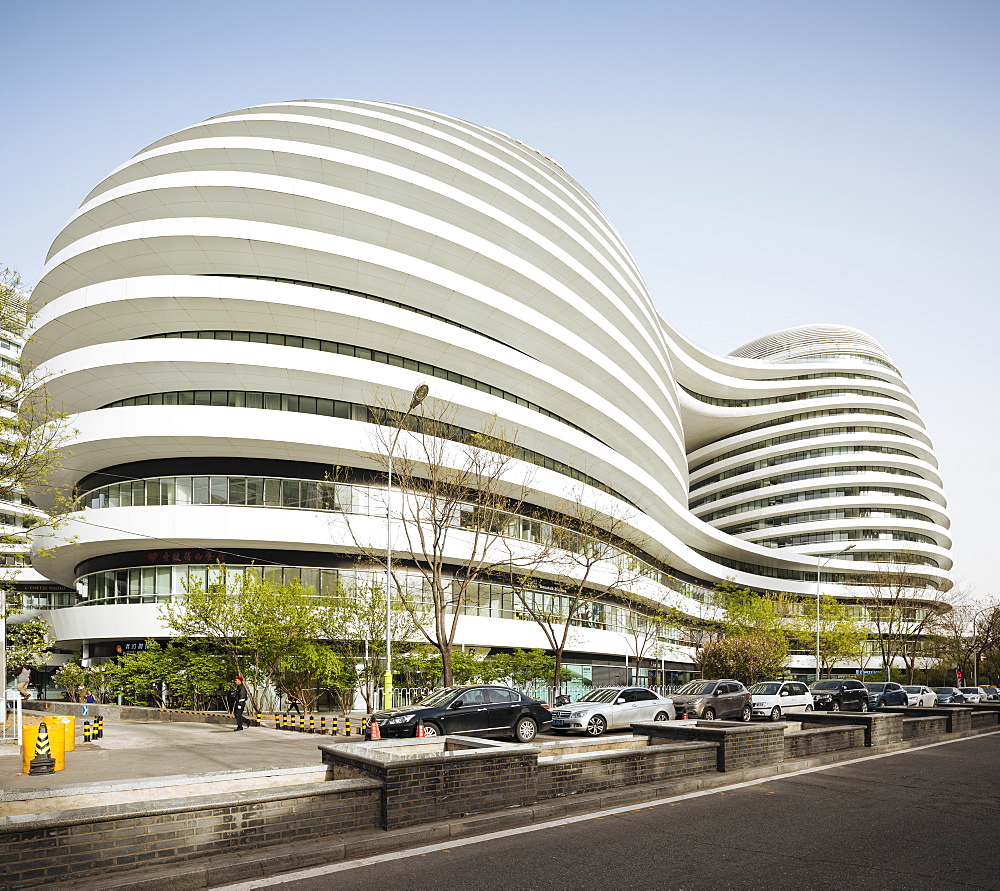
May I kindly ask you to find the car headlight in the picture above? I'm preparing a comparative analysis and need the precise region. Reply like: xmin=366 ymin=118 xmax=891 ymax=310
xmin=388 ymin=714 xmax=416 ymax=724
xmin=569 ymin=710 xmax=588 ymax=718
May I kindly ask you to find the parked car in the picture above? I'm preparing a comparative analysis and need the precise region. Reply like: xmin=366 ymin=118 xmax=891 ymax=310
xmin=808 ymin=679 xmax=869 ymax=712
xmin=933 ymin=687 xmax=966 ymax=705
xmin=669 ymin=679 xmax=752 ymax=721
xmin=549 ymin=687 xmax=675 ymax=737
xmin=902 ymin=685 xmax=937 ymax=707
xmin=748 ymin=680 xmax=813 ymax=721
xmin=980 ymin=685 xmax=1000 ymax=701
xmin=368 ymin=685 xmax=551 ymax=741
xmin=959 ymin=687 xmax=988 ymax=703
xmin=864 ymin=682 xmax=909 ymax=708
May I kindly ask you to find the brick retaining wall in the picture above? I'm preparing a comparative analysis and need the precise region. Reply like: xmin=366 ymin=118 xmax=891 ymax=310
xmin=0 ymin=780 xmax=380 ymax=887
xmin=537 ymin=741 xmax=717 ymax=799
xmin=902 ymin=717 xmax=949 ymax=740
xmin=784 ymin=725 xmax=865 ymax=759
xmin=631 ymin=721 xmax=785 ymax=771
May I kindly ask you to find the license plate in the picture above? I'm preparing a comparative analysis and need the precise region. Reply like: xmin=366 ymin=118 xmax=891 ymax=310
xmin=552 ymin=720 xmax=564 ymax=726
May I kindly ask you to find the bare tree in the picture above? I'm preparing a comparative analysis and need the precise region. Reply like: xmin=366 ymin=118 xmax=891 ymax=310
xmin=1 ymin=265 xmax=74 ymax=698
xmin=856 ymin=562 xmax=952 ymax=682
xmin=507 ymin=494 xmax=649 ymax=691
xmin=343 ymin=395 xmax=549 ymax=687
xmin=928 ymin=594 xmax=1000 ymax=685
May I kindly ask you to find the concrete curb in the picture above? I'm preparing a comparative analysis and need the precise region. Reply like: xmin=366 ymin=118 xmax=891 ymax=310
xmin=64 ymin=724 xmax=1000 ymax=890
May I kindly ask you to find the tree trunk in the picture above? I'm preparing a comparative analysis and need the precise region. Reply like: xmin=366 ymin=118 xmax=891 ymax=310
xmin=439 ymin=641 xmax=453 ymax=687
xmin=552 ymin=652 xmax=564 ymax=692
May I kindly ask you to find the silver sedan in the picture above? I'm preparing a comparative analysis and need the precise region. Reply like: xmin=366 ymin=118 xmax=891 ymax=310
xmin=549 ymin=687 xmax=675 ymax=737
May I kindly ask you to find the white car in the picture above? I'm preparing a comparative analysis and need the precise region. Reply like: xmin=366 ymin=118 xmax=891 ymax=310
xmin=748 ymin=680 xmax=813 ymax=721
xmin=902 ymin=685 xmax=937 ymax=707
xmin=549 ymin=687 xmax=675 ymax=737
xmin=959 ymin=687 xmax=988 ymax=703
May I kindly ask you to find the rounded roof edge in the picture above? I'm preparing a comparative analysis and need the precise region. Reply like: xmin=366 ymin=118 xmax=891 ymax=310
xmin=728 ymin=324 xmax=893 ymax=365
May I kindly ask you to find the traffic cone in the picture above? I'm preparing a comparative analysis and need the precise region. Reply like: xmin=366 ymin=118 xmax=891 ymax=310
xmin=368 ymin=719 xmax=381 ymax=741
xmin=681 ymin=709 xmax=689 ymax=720
xmin=415 ymin=722 xmax=426 ymax=738
xmin=29 ymin=722 xmax=56 ymax=775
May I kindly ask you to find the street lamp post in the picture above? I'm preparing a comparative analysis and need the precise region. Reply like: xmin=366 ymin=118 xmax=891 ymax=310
xmin=815 ymin=544 xmax=856 ymax=681
xmin=383 ymin=383 xmax=429 ymax=711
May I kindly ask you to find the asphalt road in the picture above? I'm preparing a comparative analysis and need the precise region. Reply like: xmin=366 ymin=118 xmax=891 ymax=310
xmin=247 ymin=732 xmax=1000 ymax=891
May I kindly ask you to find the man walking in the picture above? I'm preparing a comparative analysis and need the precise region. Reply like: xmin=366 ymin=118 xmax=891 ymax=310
xmin=232 ymin=676 xmax=249 ymax=731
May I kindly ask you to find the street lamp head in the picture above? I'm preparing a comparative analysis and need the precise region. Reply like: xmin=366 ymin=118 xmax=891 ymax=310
xmin=409 ymin=383 xmax=430 ymax=410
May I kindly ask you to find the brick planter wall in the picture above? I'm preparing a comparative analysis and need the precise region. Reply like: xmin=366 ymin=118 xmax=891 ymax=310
xmin=537 ymin=741 xmax=716 ymax=799
xmin=321 ymin=739 xmax=538 ymax=830
xmin=0 ymin=780 xmax=380 ymax=887
xmin=784 ymin=726 xmax=865 ymax=759
xmin=632 ymin=721 xmax=785 ymax=771
xmin=790 ymin=710 xmax=903 ymax=747
xmin=877 ymin=706 xmax=973 ymax=735
xmin=971 ymin=711 xmax=998 ymax=729
xmin=902 ymin=717 xmax=949 ymax=740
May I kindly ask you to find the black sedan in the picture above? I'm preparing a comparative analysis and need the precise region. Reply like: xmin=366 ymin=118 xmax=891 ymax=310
xmin=368 ymin=685 xmax=551 ymax=742
xmin=864 ymin=682 xmax=909 ymax=708
xmin=934 ymin=687 xmax=967 ymax=704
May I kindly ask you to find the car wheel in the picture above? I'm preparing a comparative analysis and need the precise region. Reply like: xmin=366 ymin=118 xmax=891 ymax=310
xmin=740 ymin=705 xmax=752 ymax=722
xmin=586 ymin=715 xmax=607 ymax=737
xmin=804 ymin=705 xmax=813 ymax=711
xmin=830 ymin=700 xmax=841 ymax=712
xmin=654 ymin=711 xmax=669 ymax=722
xmin=859 ymin=700 xmax=869 ymax=713
xmin=421 ymin=722 xmax=442 ymax=737
xmin=514 ymin=716 xmax=537 ymax=743
xmin=703 ymin=708 xmax=716 ymax=721
xmin=770 ymin=706 xmax=781 ymax=722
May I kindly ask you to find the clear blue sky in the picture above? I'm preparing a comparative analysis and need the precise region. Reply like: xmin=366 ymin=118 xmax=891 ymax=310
xmin=3 ymin=0 xmax=997 ymax=601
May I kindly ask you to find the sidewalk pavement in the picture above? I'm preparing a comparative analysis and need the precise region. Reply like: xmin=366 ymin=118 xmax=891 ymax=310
xmin=0 ymin=717 xmax=362 ymax=794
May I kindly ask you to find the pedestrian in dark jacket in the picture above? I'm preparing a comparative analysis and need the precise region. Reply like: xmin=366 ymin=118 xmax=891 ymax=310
xmin=232 ymin=676 xmax=249 ymax=731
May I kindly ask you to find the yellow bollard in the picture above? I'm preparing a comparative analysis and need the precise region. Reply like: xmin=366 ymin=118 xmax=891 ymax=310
xmin=22 ymin=723 xmax=66 ymax=773
xmin=58 ymin=716 xmax=77 ymax=752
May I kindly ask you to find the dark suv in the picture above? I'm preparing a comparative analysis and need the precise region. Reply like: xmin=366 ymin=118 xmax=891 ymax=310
xmin=809 ymin=679 xmax=869 ymax=712
xmin=670 ymin=679 xmax=752 ymax=721
xmin=864 ymin=682 xmax=908 ymax=708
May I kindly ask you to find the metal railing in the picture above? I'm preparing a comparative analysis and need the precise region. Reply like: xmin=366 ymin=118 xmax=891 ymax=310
xmin=2 ymin=691 xmax=22 ymax=745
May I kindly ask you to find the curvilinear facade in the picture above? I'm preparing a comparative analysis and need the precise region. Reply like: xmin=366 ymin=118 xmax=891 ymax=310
xmin=24 ymin=101 xmax=950 ymax=680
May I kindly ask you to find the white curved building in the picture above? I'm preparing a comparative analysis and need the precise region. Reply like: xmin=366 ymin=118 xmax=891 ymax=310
xmin=25 ymin=100 xmax=951 ymax=679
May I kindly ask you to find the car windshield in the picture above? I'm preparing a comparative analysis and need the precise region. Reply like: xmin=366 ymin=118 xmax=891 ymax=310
xmin=865 ymin=684 xmax=886 ymax=692
xmin=414 ymin=688 xmax=462 ymax=707
xmin=750 ymin=683 xmax=782 ymax=695
xmin=576 ymin=688 xmax=625 ymax=704
xmin=675 ymin=681 xmax=717 ymax=696
xmin=934 ymin=688 xmax=954 ymax=694
xmin=903 ymin=686 xmax=921 ymax=693
xmin=960 ymin=688 xmax=979 ymax=694
xmin=810 ymin=681 xmax=842 ymax=690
